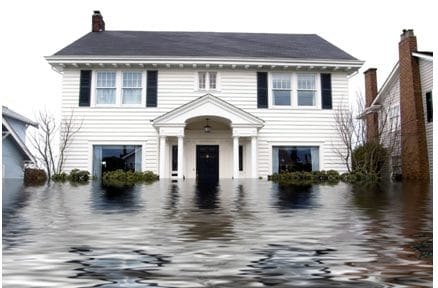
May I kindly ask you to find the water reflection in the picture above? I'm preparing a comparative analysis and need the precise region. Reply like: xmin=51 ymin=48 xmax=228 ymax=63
xmin=194 ymin=181 xmax=220 ymax=209
xmin=68 ymin=246 xmax=171 ymax=287
xmin=91 ymin=182 xmax=143 ymax=213
xmin=2 ymin=180 xmax=432 ymax=287
xmin=274 ymin=183 xmax=315 ymax=209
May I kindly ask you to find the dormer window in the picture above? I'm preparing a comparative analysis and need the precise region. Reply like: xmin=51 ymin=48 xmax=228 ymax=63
xmin=197 ymin=72 xmax=218 ymax=91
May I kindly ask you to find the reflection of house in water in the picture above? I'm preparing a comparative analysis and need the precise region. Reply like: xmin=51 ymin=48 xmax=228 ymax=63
xmin=274 ymin=184 xmax=315 ymax=210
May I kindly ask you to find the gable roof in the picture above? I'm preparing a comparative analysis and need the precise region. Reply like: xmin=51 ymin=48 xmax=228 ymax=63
xmin=53 ymin=31 xmax=358 ymax=61
xmin=2 ymin=106 xmax=38 ymax=127
xmin=2 ymin=118 xmax=36 ymax=163
xmin=152 ymin=93 xmax=264 ymax=127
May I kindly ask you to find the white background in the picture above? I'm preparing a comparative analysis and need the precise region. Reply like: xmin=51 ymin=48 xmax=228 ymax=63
xmin=0 ymin=0 xmax=434 ymax=118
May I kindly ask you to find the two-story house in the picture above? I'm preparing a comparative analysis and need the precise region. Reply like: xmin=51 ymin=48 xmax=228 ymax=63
xmin=2 ymin=106 xmax=38 ymax=179
xmin=362 ymin=29 xmax=432 ymax=181
xmin=46 ymin=11 xmax=363 ymax=180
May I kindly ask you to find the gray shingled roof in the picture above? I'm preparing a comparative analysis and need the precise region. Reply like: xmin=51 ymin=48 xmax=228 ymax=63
xmin=54 ymin=31 xmax=358 ymax=60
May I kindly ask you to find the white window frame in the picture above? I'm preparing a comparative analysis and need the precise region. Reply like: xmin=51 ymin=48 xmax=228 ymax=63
xmin=271 ymin=73 xmax=292 ymax=107
xmin=296 ymin=73 xmax=318 ymax=108
xmin=92 ymin=70 xmax=146 ymax=107
xmin=388 ymin=104 xmax=400 ymax=132
xmin=268 ymin=141 xmax=325 ymax=175
xmin=269 ymin=72 xmax=322 ymax=109
xmin=195 ymin=71 xmax=220 ymax=92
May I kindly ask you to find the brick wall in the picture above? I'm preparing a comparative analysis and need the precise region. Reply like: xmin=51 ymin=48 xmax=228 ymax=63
xmin=398 ymin=30 xmax=429 ymax=181
xmin=364 ymin=68 xmax=379 ymax=143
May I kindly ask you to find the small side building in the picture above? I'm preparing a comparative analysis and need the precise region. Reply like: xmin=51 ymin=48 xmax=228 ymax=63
xmin=362 ymin=30 xmax=433 ymax=181
xmin=2 ymin=106 xmax=38 ymax=179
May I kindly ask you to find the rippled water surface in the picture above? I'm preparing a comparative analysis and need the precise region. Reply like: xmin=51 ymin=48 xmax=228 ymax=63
xmin=2 ymin=179 xmax=432 ymax=287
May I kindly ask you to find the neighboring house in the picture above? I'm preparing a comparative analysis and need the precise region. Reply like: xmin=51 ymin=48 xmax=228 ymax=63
xmin=45 ymin=11 xmax=363 ymax=180
xmin=2 ymin=106 xmax=38 ymax=179
xmin=362 ymin=29 xmax=432 ymax=181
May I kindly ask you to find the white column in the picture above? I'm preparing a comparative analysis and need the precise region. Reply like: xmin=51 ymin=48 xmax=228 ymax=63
xmin=233 ymin=136 xmax=239 ymax=179
xmin=159 ymin=136 xmax=166 ymax=178
xmin=177 ymin=136 xmax=184 ymax=179
xmin=251 ymin=136 xmax=257 ymax=178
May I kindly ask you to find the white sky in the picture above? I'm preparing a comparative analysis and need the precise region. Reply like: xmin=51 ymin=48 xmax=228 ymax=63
xmin=0 ymin=0 xmax=434 ymax=119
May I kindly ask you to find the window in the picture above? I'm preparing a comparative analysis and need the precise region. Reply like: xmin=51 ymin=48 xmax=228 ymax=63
xmin=172 ymin=145 xmax=178 ymax=171
xmin=122 ymin=72 xmax=142 ymax=104
xmin=94 ymin=70 xmax=145 ymax=106
xmin=272 ymin=146 xmax=319 ymax=173
xmin=239 ymin=145 xmax=243 ymax=171
xmin=389 ymin=104 xmax=400 ymax=131
xmin=272 ymin=74 xmax=291 ymax=105
xmin=297 ymin=73 xmax=316 ymax=106
xmin=92 ymin=145 xmax=142 ymax=178
xmin=96 ymin=72 xmax=116 ymax=104
xmin=426 ymin=91 xmax=433 ymax=122
xmin=198 ymin=72 xmax=218 ymax=90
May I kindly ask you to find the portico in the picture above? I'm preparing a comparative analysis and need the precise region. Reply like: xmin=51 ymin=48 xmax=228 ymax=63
xmin=152 ymin=94 xmax=264 ymax=179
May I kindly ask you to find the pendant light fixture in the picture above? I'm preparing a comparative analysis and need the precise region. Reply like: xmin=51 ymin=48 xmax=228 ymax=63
xmin=203 ymin=118 xmax=211 ymax=133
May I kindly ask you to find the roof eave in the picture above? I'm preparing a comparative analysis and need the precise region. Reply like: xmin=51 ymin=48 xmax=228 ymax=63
xmin=46 ymin=55 xmax=364 ymax=73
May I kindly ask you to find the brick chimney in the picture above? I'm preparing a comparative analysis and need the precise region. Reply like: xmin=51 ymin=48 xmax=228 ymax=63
xmin=364 ymin=68 xmax=379 ymax=143
xmin=92 ymin=10 xmax=105 ymax=32
xmin=398 ymin=29 xmax=429 ymax=181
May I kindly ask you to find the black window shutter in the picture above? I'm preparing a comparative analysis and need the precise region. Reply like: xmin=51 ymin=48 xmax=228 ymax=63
xmin=426 ymin=91 xmax=433 ymax=122
xmin=79 ymin=70 xmax=91 ymax=107
xmin=146 ymin=70 xmax=158 ymax=107
xmin=257 ymin=72 xmax=268 ymax=108
xmin=321 ymin=73 xmax=332 ymax=109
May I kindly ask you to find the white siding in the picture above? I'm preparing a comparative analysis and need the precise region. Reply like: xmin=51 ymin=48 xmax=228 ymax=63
xmin=419 ymin=59 xmax=433 ymax=178
xmin=60 ymin=68 xmax=350 ymax=178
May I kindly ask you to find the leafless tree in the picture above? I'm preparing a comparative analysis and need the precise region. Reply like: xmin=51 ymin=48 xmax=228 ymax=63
xmin=29 ymin=110 xmax=81 ymax=180
xmin=333 ymin=92 xmax=401 ymax=177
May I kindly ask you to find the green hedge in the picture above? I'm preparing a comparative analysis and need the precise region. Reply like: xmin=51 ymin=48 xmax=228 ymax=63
xmin=269 ymin=170 xmax=340 ymax=185
xmin=270 ymin=169 xmax=381 ymax=185
xmin=52 ymin=169 xmax=90 ymax=183
xmin=102 ymin=170 xmax=158 ymax=187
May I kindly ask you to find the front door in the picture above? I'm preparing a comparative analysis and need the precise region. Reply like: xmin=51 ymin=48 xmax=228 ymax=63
xmin=196 ymin=145 xmax=219 ymax=182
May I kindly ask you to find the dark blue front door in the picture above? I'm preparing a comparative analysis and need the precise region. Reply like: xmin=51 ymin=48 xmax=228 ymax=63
xmin=196 ymin=145 xmax=219 ymax=183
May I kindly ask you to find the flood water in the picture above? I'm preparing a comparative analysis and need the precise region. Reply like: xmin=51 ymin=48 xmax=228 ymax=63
xmin=2 ymin=179 xmax=432 ymax=287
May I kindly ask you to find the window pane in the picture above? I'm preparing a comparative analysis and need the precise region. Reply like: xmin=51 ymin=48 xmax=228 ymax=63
xmin=274 ymin=90 xmax=291 ymax=105
xmin=272 ymin=74 xmax=290 ymax=89
xmin=96 ymin=88 xmax=116 ymax=104
xmin=123 ymin=72 xmax=142 ymax=88
xmin=122 ymin=88 xmax=142 ymax=104
xmin=198 ymin=72 xmax=206 ymax=89
xmin=273 ymin=146 xmax=319 ymax=173
xmin=298 ymin=91 xmax=315 ymax=106
xmin=93 ymin=145 xmax=142 ymax=177
xmin=209 ymin=72 xmax=217 ymax=89
xmin=97 ymin=72 xmax=116 ymax=88
xmin=298 ymin=74 xmax=315 ymax=89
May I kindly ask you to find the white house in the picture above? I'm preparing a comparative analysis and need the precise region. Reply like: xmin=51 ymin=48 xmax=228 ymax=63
xmin=46 ymin=11 xmax=363 ymax=180
xmin=363 ymin=30 xmax=432 ymax=181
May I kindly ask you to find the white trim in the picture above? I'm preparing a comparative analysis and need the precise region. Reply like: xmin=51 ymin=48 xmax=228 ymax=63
xmin=46 ymin=56 xmax=364 ymax=74
xmin=412 ymin=52 xmax=433 ymax=61
xmin=371 ymin=62 xmax=400 ymax=106
xmin=152 ymin=93 xmax=265 ymax=128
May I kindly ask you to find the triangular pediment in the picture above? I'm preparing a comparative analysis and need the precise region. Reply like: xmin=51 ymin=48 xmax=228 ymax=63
xmin=152 ymin=94 xmax=264 ymax=128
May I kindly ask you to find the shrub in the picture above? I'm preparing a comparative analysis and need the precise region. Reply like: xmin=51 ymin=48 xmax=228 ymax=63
xmin=24 ymin=168 xmax=47 ymax=185
xmin=102 ymin=170 xmax=158 ymax=187
xmin=52 ymin=172 xmax=68 ymax=182
xmin=352 ymin=142 xmax=387 ymax=178
xmin=69 ymin=169 xmax=90 ymax=183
